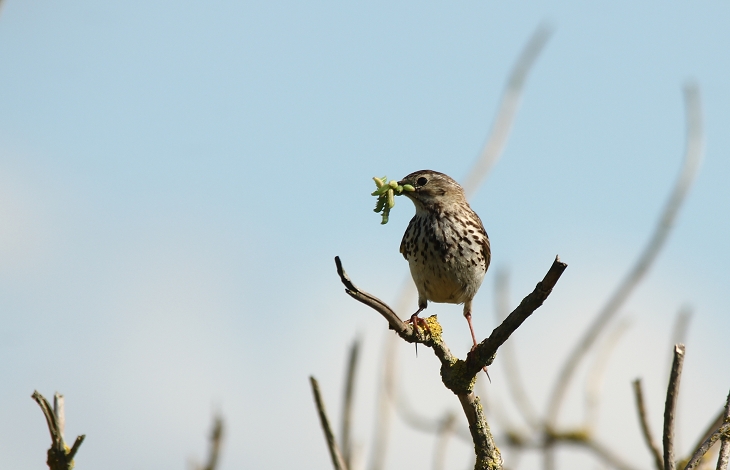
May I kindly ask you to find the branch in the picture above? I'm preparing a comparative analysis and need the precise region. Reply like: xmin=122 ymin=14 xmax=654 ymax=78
xmin=683 ymin=423 xmax=730 ymax=470
xmin=664 ymin=344 xmax=686 ymax=470
xmin=716 ymin=391 xmax=730 ymax=470
xmin=546 ymin=83 xmax=704 ymax=427
xmin=310 ymin=376 xmax=348 ymax=470
xmin=685 ymin=410 xmax=727 ymax=467
xmin=584 ymin=319 xmax=630 ymax=431
xmin=31 ymin=391 xmax=86 ymax=470
xmin=462 ymin=23 xmax=553 ymax=199
xmin=194 ymin=415 xmax=224 ymax=470
xmin=633 ymin=379 xmax=664 ymax=470
xmin=336 ymin=255 xmax=567 ymax=470
xmin=340 ymin=338 xmax=360 ymax=469
xmin=465 ymin=256 xmax=568 ymax=376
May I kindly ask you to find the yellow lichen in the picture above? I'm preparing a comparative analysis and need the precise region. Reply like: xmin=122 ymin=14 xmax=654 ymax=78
xmin=424 ymin=315 xmax=442 ymax=341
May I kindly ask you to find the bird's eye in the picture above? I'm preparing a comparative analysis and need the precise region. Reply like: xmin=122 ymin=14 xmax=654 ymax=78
xmin=417 ymin=177 xmax=428 ymax=186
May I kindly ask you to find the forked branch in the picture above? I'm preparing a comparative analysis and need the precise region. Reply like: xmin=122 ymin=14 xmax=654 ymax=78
xmin=335 ymin=255 xmax=567 ymax=470
xmin=31 ymin=391 xmax=86 ymax=470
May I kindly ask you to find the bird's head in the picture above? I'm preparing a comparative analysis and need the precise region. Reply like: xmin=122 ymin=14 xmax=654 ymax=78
xmin=398 ymin=170 xmax=466 ymax=212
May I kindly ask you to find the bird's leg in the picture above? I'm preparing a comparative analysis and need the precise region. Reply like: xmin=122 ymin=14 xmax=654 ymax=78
xmin=406 ymin=304 xmax=431 ymax=355
xmin=464 ymin=306 xmax=490 ymax=381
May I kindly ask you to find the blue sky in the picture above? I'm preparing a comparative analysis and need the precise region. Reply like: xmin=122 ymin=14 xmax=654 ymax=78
xmin=0 ymin=2 xmax=729 ymax=469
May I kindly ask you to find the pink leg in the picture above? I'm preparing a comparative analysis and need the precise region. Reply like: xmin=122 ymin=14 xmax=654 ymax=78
xmin=464 ymin=303 xmax=490 ymax=381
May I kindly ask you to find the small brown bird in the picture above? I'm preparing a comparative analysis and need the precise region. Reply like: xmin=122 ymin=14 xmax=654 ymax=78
xmin=398 ymin=170 xmax=491 ymax=350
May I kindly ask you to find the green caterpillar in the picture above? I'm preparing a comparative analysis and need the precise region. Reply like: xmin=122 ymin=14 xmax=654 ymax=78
xmin=371 ymin=176 xmax=415 ymax=224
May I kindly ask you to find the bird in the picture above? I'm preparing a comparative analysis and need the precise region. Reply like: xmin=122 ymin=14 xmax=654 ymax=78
xmin=398 ymin=170 xmax=491 ymax=352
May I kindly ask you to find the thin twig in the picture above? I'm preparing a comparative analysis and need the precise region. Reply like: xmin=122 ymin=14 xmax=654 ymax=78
xmin=310 ymin=376 xmax=348 ymax=470
xmin=462 ymin=23 xmax=553 ymax=199
xmin=341 ymin=338 xmax=360 ymax=469
xmin=584 ymin=319 xmax=630 ymax=431
xmin=633 ymin=379 xmax=664 ymax=470
xmin=684 ymin=423 xmax=730 ymax=470
xmin=466 ymin=257 xmax=568 ymax=377
xmin=664 ymin=344 xmax=686 ymax=470
xmin=494 ymin=270 xmax=540 ymax=430
xmin=716 ymin=391 xmax=730 ymax=470
xmin=546 ymin=83 xmax=704 ymax=427
xmin=686 ymin=410 xmax=727 ymax=466
xmin=195 ymin=415 xmax=224 ymax=470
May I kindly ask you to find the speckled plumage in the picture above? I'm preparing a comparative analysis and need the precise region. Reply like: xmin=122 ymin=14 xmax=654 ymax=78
xmin=398 ymin=170 xmax=490 ymax=347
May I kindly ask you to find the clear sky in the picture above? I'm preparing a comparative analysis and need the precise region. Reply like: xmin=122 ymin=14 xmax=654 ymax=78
xmin=0 ymin=2 xmax=728 ymax=469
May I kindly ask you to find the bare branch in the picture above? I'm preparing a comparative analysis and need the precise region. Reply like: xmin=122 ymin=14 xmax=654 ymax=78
xmin=686 ymin=410 xmax=727 ymax=466
xmin=683 ymin=423 xmax=730 ymax=470
xmin=716 ymin=391 xmax=730 ymax=470
xmin=336 ymin=255 xmax=567 ymax=470
xmin=664 ymin=344 xmax=686 ymax=470
xmin=546 ymin=83 xmax=704 ymax=426
xmin=584 ymin=319 xmax=630 ymax=431
xmin=462 ymin=23 xmax=553 ymax=199
xmin=340 ymin=338 xmax=360 ymax=468
xmin=31 ymin=391 xmax=86 ymax=470
xmin=310 ymin=376 xmax=348 ymax=470
xmin=193 ymin=415 xmax=224 ymax=470
xmin=466 ymin=256 xmax=568 ymax=376
xmin=633 ymin=379 xmax=664 ymax=470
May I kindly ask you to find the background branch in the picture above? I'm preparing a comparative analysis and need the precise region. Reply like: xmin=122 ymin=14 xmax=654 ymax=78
xmin=310 ymin=376 xmax=348 ymax=470
xmin=664 ymin=344 xmax=686 ymax=470
xmin=341 ymin=338 xmax=361 ymax=469
xmin=633 ymin=378 xmax=665 ymax=470
xmin=462 ymin=23 xmax=553 ymax=199
xmin=546 ymin=83 xmax=704 ymax=427
xmin=193 ymin=415 xmax=224 ymax=470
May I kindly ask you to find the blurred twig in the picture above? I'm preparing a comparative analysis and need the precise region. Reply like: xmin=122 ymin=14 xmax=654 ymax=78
xmin=194 ymin=415 xmax=224 ymax=470
xmin=32 ymin=391 xmax=86 ymax=470
xmin=311 ymin=376 xmax=348 ymax=470
xmin=664 ymin=344 xmax=686 ymax=470
xmin=546 ymin=83 xmax=704 ymax=428
xmin=462 ymin=23 xmax=553 ymax=199
xmin=633 ymin=379 xmax=664 ymax=470
xmin=341 ymin=338 xmax=361 ymax=469
xmin=584 ymin=319 xmax=630 ymax=431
